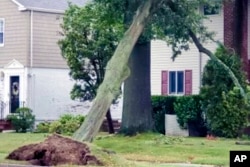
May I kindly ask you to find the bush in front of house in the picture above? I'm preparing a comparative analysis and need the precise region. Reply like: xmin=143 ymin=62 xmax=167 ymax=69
xmin=35 ymin=121 xmax=51 ymax=133
xmin=152 ymin=96 xmax=177 ymax=134
xmin=46 ymin=114 xmax=85 ymax=135
xmin=174 ymin=95 xmax=207 ymax=137
xmin=200 ymin=45 xmax=249 ymax=138
xmin=206 ymin=87 xmax=249 ymax=138
xmin=7 ymin=107 xmax=35 ymax=133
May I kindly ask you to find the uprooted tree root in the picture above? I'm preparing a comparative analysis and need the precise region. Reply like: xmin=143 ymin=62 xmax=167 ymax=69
xmin=6 ymin=134 xmax=103 ymax=166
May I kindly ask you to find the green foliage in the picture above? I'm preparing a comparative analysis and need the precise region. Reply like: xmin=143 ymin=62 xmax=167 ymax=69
xmin=59 ymin=3 xmax=123 ymax=101
xmin=151 ymin=96 xmax=177 ymax=134
xmin=7 ymin=107 xmax=35 ymax=133
xmin=35 ymin=122 xmax=51 ymax=133
xmin=48 ymin=114 xmax=85 ymax=135
xmin=207 ymin=88 xmax=249 ymax=138
xmin=174 ymin=95 xmax=204 ymax=129
xmin=201 ymin=46 xmax=249 ymax=138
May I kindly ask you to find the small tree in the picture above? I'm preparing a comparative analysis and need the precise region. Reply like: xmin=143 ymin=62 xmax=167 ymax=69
xmin=200 ymin=45 xmax=249 ymax=138
xmin=59 ymin=3 xmax=123 ymax=133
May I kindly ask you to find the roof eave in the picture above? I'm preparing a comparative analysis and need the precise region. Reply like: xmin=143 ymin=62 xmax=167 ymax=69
xmin=11 ymin=0 xmax=27 ymax=10
xmin=11 ymin=0 xmax=65 ymax=14
xmin=22 ymin=7 xmax=65 ymax=14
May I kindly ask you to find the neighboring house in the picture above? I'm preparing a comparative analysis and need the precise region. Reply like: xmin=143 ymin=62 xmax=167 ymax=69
xmin=150 ymin=0 xmax=250 ymax=96
xmin=0 ymin=0 xmax=95 ymax=121
xmin=1 ymin=0 xmax=248 ymax=123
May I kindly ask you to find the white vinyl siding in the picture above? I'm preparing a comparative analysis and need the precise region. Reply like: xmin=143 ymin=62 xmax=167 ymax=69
xmin=0 ymin=18 xmax=4 ymax=46
xmin=151 ymin=7 xmax=223 ymax=96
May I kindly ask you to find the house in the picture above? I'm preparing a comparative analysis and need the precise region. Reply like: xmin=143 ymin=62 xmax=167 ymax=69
xmin=1 ymin=0 xmax=248 ymax=126
xmin=150 ymin=0 xmax=250 ymax=96
xmin=0 ymin=0 xmax=96 ymax=122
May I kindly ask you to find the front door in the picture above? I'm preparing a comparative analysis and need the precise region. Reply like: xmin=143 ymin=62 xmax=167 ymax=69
xmin=10 ymin=76 xmax=20 ymax=113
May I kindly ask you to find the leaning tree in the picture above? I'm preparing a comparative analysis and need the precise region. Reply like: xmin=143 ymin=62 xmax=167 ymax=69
xmin=63 ymin=0 xmax=246 ymax=142
xmin=80 ymin=0 xmax=226 ymax=135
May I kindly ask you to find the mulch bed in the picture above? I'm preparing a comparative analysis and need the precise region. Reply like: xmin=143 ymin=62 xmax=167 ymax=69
xmin=6 ymin=134 xmax=103 ymax=166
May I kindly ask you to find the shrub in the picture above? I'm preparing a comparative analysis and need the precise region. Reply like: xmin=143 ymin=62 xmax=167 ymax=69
xmin=49 ymin=121 xmax=63 ymax=134
xmin=35 ymin=121 xmax=51 ymax=133
xmin=206 ymin=88 xmax=249 ymax=138
xmin=7 ymin=107 xmax=35 ymax=133
xmin=174 ymin=95 xmax=204 ymax=129
xmin=200 ymin=45 xmax=249 ymax=138
xmin=49 ymin=114 xmax=85 ymax=135
xmin=152 ymin=96 xmax=177 ymax=134
xmin=174 ymin=95 xmax=207 ymax=137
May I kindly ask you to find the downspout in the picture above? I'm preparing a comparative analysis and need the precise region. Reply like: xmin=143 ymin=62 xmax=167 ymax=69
xmin=30 ymin=10 xmax=33 ymax=68
xmin=199 ymin=52 xmax=202 ymax=89
xmin=28 ymin=10 xmax=34 ymax=110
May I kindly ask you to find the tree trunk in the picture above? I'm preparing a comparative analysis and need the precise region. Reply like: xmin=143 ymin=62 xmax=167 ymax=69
xmin=73 ymin=0 xmax=163 ymax=142
xmin=106 ymin=108 xmax=114 ymax=134
xmin=120 ymin=42 xmax=153 ymax=135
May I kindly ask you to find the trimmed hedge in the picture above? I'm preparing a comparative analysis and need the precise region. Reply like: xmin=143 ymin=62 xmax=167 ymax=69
xmin=174 ymin=95 xmax=207 ymax=137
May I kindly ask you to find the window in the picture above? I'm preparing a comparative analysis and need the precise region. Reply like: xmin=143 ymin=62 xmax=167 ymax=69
xmin=203 ymin=5 xmax=220 ymax=15
xmin=161 ymin=70 xmax=192 ymax=95
xmin=0 ymin=18 xmax=4 ymax=46
xmin=169 ymin=71 xmax=184 ymax=94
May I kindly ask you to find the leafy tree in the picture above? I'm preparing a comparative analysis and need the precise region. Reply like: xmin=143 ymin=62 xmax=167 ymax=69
xmin=90 ymin=0 xmax=222 ymax=135
xmin=73 ymin=0 xmax=161 ymax=141
xmin=59 ymin=3 xmax=124 ymax=133
xmin=71 ymin=0 xmax=243 ymax=142
xmin=200 ymin=46 xmax=249 ymax=138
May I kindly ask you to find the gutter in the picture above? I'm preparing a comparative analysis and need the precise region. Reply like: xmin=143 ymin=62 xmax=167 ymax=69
xmin=19 ymin=7 xmax=64 ymax=14
xmin=11 ymin=0 xmax=65 ymax=14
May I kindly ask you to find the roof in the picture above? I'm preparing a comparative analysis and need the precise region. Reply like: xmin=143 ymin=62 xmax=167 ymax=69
xmin=12 ymin=0 xmax=89 ymax=13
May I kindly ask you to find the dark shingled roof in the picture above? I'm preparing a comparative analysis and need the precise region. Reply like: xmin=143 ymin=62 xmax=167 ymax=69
xmin=13 ymin=0 xmax=88 ymax=12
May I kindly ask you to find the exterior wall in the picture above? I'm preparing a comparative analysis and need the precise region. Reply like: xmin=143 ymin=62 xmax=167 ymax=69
xmin=224 ymin=0 xmax=249 ymax=79
xmin=28 ymin=68 xmax=84 ymax=120
xmin=32 ymin=11 xmax=68 ymax=69
xmin=151 ymin=7 xmax=224 ymax=96
xmin=249 ymin=0 xmax=250 ymax=60
xmin=28 ymin=68 xmax=122 ymax=121
xmin=0 ymin=0 xmax=30 ymax=67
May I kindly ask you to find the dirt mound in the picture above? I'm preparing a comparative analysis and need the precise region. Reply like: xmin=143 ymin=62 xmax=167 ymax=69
xmin=6 ymin=134 xmax=103 ymax=166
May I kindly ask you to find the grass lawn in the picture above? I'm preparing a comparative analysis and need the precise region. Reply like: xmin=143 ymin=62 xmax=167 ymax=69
xmin=0 ymin=132 xmax=249 ymax=167
xmin=94 ymin=133 xmax=250 ymax=166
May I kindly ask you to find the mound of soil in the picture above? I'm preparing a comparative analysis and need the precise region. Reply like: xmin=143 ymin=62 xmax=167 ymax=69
xmin=6 ymin=134 xmax=103 ymax=166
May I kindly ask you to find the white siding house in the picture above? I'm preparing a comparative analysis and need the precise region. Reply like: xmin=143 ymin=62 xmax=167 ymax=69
xmin=150 ymin=6 xmax=224 ymax=96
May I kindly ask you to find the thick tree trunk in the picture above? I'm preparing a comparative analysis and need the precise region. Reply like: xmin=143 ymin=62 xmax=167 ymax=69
xmin=106 ymin=108 xmax=114 ymax=134
xmin=73 ymin=0 xmax=163 ymax=142
xmin=120 ymin=42 xmax=153 ymax=135
xmin=188 ymin=29 xmax=246 ymax=97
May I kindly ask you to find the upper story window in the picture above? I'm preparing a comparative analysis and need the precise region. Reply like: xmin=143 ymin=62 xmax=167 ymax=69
xmin=0 ymin=18 xmax=4 ymax=46
xmin=203 ymin=5 xmax=220 ymax=15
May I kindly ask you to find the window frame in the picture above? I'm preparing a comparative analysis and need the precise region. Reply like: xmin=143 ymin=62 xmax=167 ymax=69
xmin=168 ymin=70 xmax=185 ymax=95
xmin=0 ymin=18 xmax=5 ymax=47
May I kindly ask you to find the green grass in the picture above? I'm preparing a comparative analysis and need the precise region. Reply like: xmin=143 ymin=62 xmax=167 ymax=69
xmin=0 ymin=132 xmax=249 ymax=166
xmin=94 ymin=133 xmax=250 ymax=166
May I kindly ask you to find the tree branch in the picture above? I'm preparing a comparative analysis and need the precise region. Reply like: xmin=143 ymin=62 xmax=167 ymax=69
xmin=188 ymin=29 xmax=246 ymax=97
